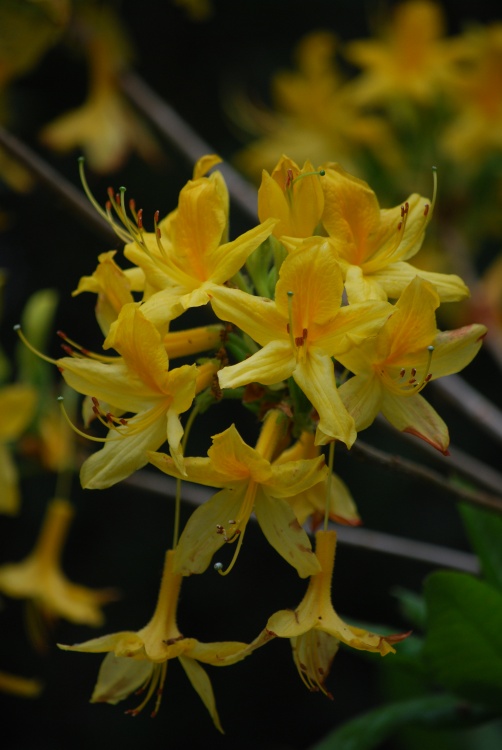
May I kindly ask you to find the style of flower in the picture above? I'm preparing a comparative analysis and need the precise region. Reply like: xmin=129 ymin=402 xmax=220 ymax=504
xmin=211 ymin=238 xmax=392 ymax=446
xmin=337 ymin=277 xmax=487 ymax=453
xmin=122 ymin=156 xmax=277 ymax=327
xmin=0 ymin=383 xmax=37 ymax=514
xmin=317 ymin=163 xmax=468 ymax=303
xmin=56 ymin=303 xmax=215 ymax=488
xmin=274 ymin=431 xmax=360 ymax=529
xmin=344 ymin=0 xmax=455 ymax=106
xmin=257 ymin=155 xmax=325 ymax=239
xmin=148 ymin=410 xmax=327 ymax=578
xmin=58 ymin=549 xmax=248 ymax=731
xmin=0 ymin=498 xmax=115 ymax=650
xmin=246 ymin=530 xmax=408 ymax=697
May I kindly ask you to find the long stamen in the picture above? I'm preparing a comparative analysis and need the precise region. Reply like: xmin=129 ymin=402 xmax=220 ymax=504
xmin=14 ymin=325 xmax=57 ymax=365
xmin=57 ymin=397 xmax=110 ymax=443
xmin=56 ymin=331 xmax=118 ymax=363
xmin=154 ymin=211 xmax=169 ymax=259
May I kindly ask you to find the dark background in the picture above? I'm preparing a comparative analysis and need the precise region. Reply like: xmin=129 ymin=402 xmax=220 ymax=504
xmin=1 ymin=1 xmax=501 ymax=748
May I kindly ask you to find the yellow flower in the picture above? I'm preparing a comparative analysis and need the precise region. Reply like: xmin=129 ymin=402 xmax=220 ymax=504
xmin=122 ymin=156 xmax=276 ymax=327
xmin=233 ymin=32 xmax=401 ymax=181
xmin=344 ymin=0 xmax=454 ymax=106
xmin=0 ymin=498 xmax=115 ymax=650
xmin=56 ymin=304 xmax=213 ymax=488
xmin=72 ymin=251 xmax=144 ymax=336
xmin=0 ymin=383 xmax=37 ymax=514
xmin=440 ymin=24 xmax=502 ymax=165
xmin=0 ymin=671 xmax=43 ymax=698
xmin=337 ymin=277 xmax=487 ymax=453
xmin=211 ymin=238 xmax=392 ymax=446
xmin=247 ymin=530 xmax=407 ymax=697
xmin=258 ymin=155 xmax=324 ymax=239
xmin=59 ymin=549 xmax=247 ymax=731
xmin=274 ymin=431 xmax=360 ymax=529
xmin=39 ymin=8 xmax=158 ymax=172
xmin=148 ymin=410 xmax=327 ymax=578
xmin=318 ymin=163 xmax=468 ymax=303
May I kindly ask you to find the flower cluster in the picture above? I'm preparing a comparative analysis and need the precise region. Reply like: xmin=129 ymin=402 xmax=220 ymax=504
xmin=15 ymin=152 xmax=484 ymax=728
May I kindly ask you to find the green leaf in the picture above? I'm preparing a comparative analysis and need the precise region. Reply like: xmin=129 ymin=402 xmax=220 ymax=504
xmin=392 ymin=586 xmax=427 ymax=630
xmin=459 ymin=502 xmax=502 ymax=591
xmin=309 ymin=694 xmax=487 ymax=750
xmin=423 ymin=572 xmax=502 ymax=710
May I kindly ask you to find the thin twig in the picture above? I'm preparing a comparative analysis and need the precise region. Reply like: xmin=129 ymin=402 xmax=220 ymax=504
xmin=0 ymin=126 xmax=118 ymax=245
xmin=431 ymin=374 xmax=502 ymax=448
xmin=120 ymin=70 xmax=258 ymax=221
xmin=342 ymin=438 xmax=502 ymax=514
xmin=376 ymin=415 xmax=502 ymax=495
xmin=123 ymin=468 xmax=479 ymax=572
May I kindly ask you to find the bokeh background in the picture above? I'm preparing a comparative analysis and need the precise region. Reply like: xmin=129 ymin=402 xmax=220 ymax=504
xmin=1 ymin=1 xmax=502 ymax=748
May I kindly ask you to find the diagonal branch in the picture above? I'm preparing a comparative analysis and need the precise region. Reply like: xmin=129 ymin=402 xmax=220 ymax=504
xmin=0 ymin=126 xmax=118 ymax=245
xmin=120 ymin=70 xmax=258 ymax=221
xmin=341 ymin=438 xmax=502 ymax=515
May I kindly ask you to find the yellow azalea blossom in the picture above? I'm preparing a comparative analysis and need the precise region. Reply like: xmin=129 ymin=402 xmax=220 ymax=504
xmin=148 ymin=411 xmax=327 ymax=578
xmin=0 ymin=498 xmax=116 ymax=650
xmin=211 ymin=238 xmax=392 ymax=447
xmin=233 ymin=32 xmax=401 ymax=181
xmin=119 ymin=156 xmax=276 ymax=327
xmin=318 ymin=163 xmax=468 ymax=303
xmin=344 ymin=0 xmax=455 ymax=106
xmin=0 ymin=671 xmax=43 ymax=698
xmin=440 ymin=24 xmax=502 ymax=165
xmin=54 ymin=304 xmax=215 ymax=488
xmin=258 ymin=155 xmax=324 ymax=239
xmin=0 ymin=383 xmax=37 ymax=514
xmin=274 ymin=431 xmax=360 ymax=529
xmin=243 ymin=530 xmax=407 ymax=697
xmin=58 ymin=549 xmax=248 ymax=731
xmin=40 ymin=9 xmax=158 ymax=172
xmin=337 ymin=277 xmax=487 ymax=453
xmin=72 ymin=251 xmax=144 ymax=335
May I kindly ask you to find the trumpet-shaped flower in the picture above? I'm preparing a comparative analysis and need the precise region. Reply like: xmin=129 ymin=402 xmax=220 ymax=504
xmin=39 ymin=10 xmax=158 ymax=172
xmin=244 ymin=530 xmax=408 ymax=696
xmin=337 ymin=277 xmax=487 ymax=453
xmin=211 ymin=239 xmax=392 ymax=446
xmin=56 ymin=303 xmax=213 ymax=488
xmin=258 ymin=155 xmax=324 ymax=239
xmin=344 ymin=0 xmax=455 ymax=106
xmin=233 ymin=32 xmax=401 ymax=181
xmin=318 ymin=164 xmax=468 ymax=303
xmin=122 ymin=157 xmax=277 ymax=326
xmin=0 ymin=498 xmax=115 ymax=650
xmin=440 ymin=24 xmax=502 ymax=165
xmin=58 ymin=549 xmax=248 ymax=731
xmin=0 ymin=383 xmax=37 ymax=514
xmin=148 ymin=411 xmax=328 ymax=578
